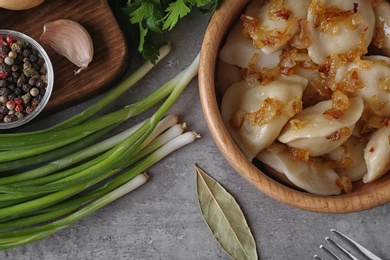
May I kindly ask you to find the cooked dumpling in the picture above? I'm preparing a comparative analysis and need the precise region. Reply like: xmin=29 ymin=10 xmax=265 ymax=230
xmin=356 ymin=59 xmax=390 ymax=117
xmin=362 ymin=55 xmax=390 ymax=66
xmin=221 ymin=74 xmax=308 ymax=160
xmin=278 ymin=96 xmax=364 ymax=156
xmin=335 ymin=58 xmax=390 ymax=117
xmin=372 ymin=1 xmax=390 ymax=56
xmin=257 ymin=146 xmax=342 ymax=195
xmin=363 ymin=126 xmax=390 ymax=183
xmin=219 ymin=21 xmax=282 ymax=69
xmin=327 ymin=136 xmax=367 ymax=182
xmin=307 ymin=0 xmax=375 ymax=65
xmin=243 ymin=0 xmax=311 ymax=54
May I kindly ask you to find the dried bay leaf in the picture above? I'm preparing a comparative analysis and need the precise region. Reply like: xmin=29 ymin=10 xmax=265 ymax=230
xmin=194 ymin=164 xmax=258 ymax=260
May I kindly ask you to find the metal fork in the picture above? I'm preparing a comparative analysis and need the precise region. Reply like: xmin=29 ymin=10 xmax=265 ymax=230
xmin=314 ymin=229 xmax=383 ymax=260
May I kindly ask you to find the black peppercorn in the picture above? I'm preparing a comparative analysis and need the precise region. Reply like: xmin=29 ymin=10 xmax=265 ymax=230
xmin=0 ymin=87 xmax=9 ymax=96
xmin=14 ymin=87 xmax=22 ymax=96
xmin=0 ymin=105 xmax=9 ymax=115
xmin=38 ymin=87 xmax=45 ymax=96
xmin=22 ymin=48 xmax=31 ymax=57
xmin=1 ymin=45 xmax=10 ymax=54
xmin=0 ymin=80 xmax=7 ymax=88
xmin=32 ymin=62 xmax=40 ymax=71
xmin=7 ymin=93 xmax=15 ymax=101
xmin=12 ymin=71 xmax=20 ymax=80
xmin=11 ymin=64 xmax=19 ymax=72
xmin=22 ymin=84 xmax=31 ymax=93
xmin=35 ymin=78 xmax=45 ymax=88
xmin=29 ymin=54 xmax=38 ymax=63
xmin=28 ymin=77 xmax=36 ymax=86
xmin=37 ymin=57 xmax=45 ymax=66
xmin=16 ymin=75 xmax=26 ymax=87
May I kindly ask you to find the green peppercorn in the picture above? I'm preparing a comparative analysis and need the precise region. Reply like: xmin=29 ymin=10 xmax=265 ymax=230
xmin=11 ymin=42 xmax=22 ymax=53
xmin=17 ymin=40 xmax=25 ymax=48
xmin=23 ymin=67 xmax=37 ymax=78
xmin=22 ymin=93 xmax=30 ymax=104
xmin=23 ymin=61 xmax=31 ymax=69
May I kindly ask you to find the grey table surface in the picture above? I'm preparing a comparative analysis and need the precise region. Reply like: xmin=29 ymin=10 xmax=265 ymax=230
xmin=1 ymin=6 xmax=390 ymax=260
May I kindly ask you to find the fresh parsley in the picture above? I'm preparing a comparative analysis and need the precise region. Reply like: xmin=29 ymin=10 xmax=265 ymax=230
xmin=122 ymin=0 xmax=222 ymax=63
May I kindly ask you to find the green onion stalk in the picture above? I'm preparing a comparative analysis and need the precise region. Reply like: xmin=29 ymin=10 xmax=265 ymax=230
xmin=0 ymin=51 xmax=201 ymax=250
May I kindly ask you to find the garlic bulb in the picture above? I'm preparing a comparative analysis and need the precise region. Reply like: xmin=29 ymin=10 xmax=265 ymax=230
xmin=0 ymin=0 xmax=44 ymax=10
xmin=40 ymin=19 xmax=94 ymax=75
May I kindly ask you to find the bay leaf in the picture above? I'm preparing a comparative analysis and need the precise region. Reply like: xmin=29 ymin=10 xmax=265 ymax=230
xmin=194 ymin=164 xmax=258 ymax=260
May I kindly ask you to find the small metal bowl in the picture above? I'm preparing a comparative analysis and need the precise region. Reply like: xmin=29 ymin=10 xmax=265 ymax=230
xmin=0 ymin=29 xmax=54 ymax=129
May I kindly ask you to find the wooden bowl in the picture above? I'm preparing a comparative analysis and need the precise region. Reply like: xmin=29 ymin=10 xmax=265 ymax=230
xmin=198 ymin=0 xmax=390 ymax=213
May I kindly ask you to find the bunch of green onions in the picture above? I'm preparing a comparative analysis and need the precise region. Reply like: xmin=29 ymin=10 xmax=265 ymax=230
xmin=0 ymin=46 xmax=201 ymax=250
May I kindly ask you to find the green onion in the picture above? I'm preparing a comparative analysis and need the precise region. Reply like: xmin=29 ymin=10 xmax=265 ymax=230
xmin=0 ymin=124 xmax=117 ymax=172
xmin=0 ymin=51 xmax=201 ymax=250
xmin=0 ymin=130 xmax=199 ymax=232
xmin=0 ymin=115 xmax=177 ymax=186
xmin=0 ymin=174 xmax=149 ymax=248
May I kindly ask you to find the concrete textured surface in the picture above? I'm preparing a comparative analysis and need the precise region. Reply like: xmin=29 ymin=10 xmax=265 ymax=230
xmin=1 ymin=7 xmax=390 ymax=260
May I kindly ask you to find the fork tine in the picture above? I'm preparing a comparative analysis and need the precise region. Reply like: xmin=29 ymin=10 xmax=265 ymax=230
xmin=318 ymin=243 xmax=341 ymax=260
xmin=331 ymin=229 xmax=382 ymax=260
xmin=326 ymin=237 xmax=359 ymax=260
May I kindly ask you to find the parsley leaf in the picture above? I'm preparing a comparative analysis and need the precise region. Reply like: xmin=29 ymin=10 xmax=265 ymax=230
xmin=128 ymin=1 xmax=154 ymax=24
xmin=162 ymin=0 xmax=191 ymax=31
xmin=122 ymin=0 xmax=222 ymax=63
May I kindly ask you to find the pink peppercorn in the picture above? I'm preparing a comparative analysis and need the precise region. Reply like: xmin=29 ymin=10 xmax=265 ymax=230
xmin=14 ymin=104 xmax=23 ymax=113
xmin=31 ymin=98 xmax=39 ymax=107
xmin=6 ymin=35 xmax=14 ymax=43
xmin=0 ymin=71 xmax=6 ymax=79
xmin=14 ymin=98 xmax=22 ymax=105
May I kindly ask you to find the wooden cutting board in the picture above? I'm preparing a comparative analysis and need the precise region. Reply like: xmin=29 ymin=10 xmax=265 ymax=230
xmin=0 ymin=0 xmax=128 ymax=115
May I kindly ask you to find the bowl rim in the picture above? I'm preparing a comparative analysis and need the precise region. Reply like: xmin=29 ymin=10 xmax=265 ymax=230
xmin=198 ymin=0 xmax=390 ymax=213
xmin=0 ymin=29 xmax=54 ymax=129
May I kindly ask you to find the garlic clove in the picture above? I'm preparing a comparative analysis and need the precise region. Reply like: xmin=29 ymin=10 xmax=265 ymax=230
xmin=40 ymin=19 xmax=94 ymax=75
xmin=0 ymin=0 xmax=44 ymax=10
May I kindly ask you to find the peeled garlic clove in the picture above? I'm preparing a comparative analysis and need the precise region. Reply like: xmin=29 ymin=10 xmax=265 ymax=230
xmin=40 ymin=19 xmax=94 ymax=75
